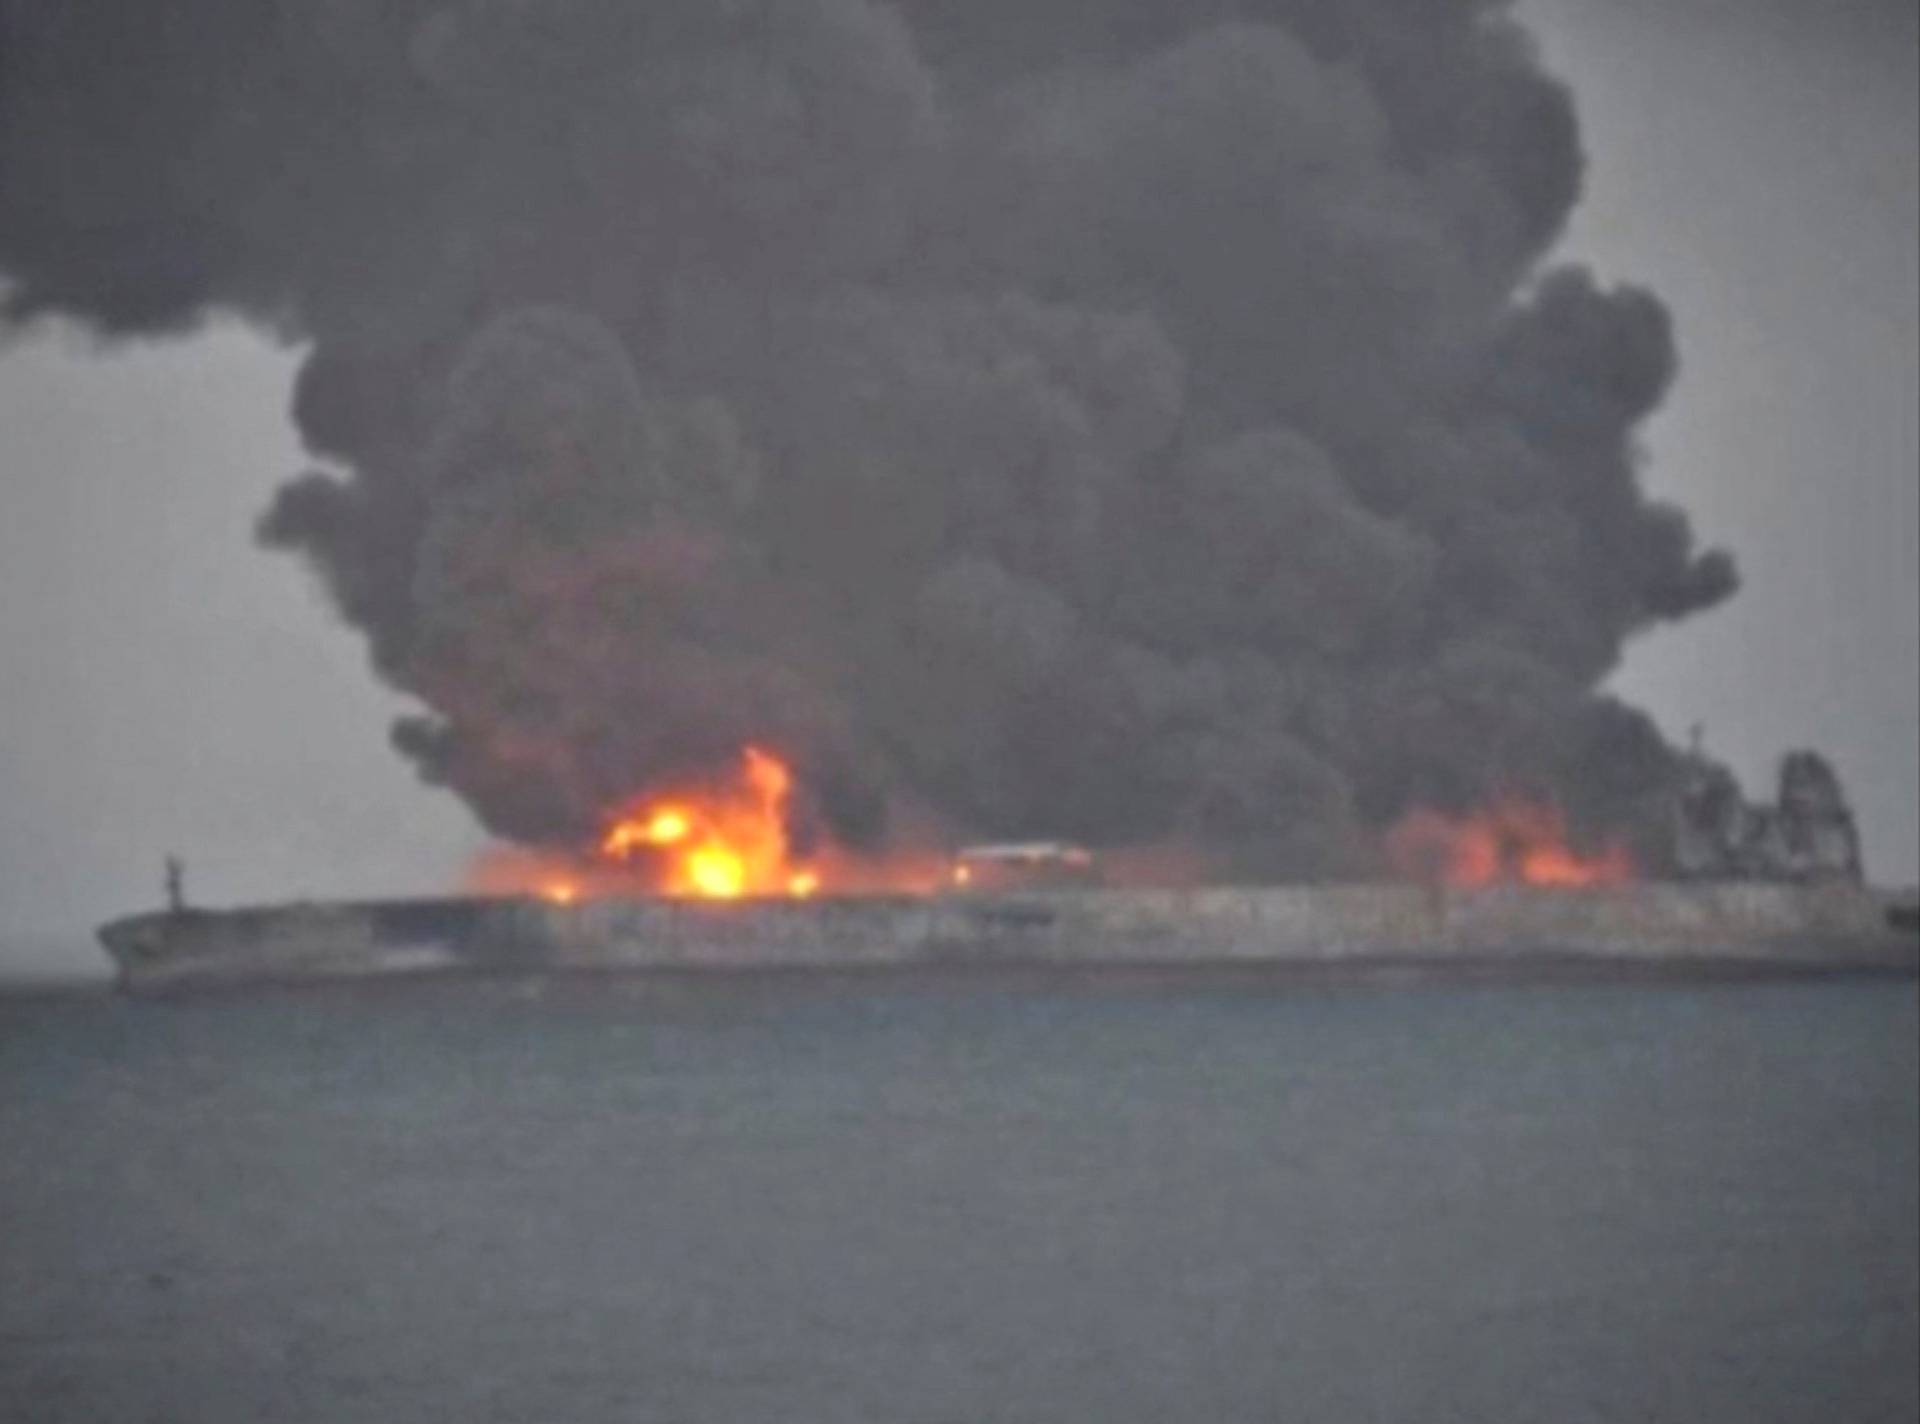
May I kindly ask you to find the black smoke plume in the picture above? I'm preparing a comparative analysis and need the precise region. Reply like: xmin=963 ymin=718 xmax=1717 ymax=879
xmin=0 ymin=1 xmax=1741 ymax=875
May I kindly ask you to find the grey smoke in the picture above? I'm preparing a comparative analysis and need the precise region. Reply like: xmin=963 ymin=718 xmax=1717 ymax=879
xmin=0 ymin=0 xmax=1741 ymax=875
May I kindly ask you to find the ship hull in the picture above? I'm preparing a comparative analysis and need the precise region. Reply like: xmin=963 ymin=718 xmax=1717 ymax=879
xmin=98 ymin=885 xmax=1917 ymax=993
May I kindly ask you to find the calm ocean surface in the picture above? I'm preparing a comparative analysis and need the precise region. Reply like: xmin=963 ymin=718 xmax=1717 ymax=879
xmin=2 ymin=973 xmax=1914 ymax=1423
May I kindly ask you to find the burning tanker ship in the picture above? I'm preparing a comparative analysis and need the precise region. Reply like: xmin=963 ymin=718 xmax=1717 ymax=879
xmin=98 ymin=746 xmax=1916 ymax=992
xmin=9 ymin=6 xmax=1912 ymax=987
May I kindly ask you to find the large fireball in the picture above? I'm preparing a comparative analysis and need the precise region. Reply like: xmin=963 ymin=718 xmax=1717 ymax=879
xmin=599 ymin=747 xmax=818 ymax=901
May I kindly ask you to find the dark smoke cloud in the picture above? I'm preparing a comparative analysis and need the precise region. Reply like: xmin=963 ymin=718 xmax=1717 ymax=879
xmin=0 ymin=0 xmax=1739 ymax=874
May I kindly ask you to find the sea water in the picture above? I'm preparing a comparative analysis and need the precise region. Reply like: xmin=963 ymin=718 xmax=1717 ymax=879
xmin=2 ymin=973 xmax=1914 ymax=1423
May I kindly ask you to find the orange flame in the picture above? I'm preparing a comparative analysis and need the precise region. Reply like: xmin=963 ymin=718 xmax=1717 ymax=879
xmin=1386 ymin=800 xmax=1633 ymax=889
xmin=540 ymin=878 xmax=582 ymax=906
xmin=469 ymin=761 xmax=1019 ymax=903
xmin=597 ymin=746 xmax=816 ymax=901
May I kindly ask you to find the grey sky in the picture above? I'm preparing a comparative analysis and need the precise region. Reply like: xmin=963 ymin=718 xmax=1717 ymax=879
xmin=1 ymin=1 xmax=1914 ymax=973
xmin=0 ymin=328 xmax=480 ymax=952
xmin=1524 ymin=0 xmax=1919 ymax=888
